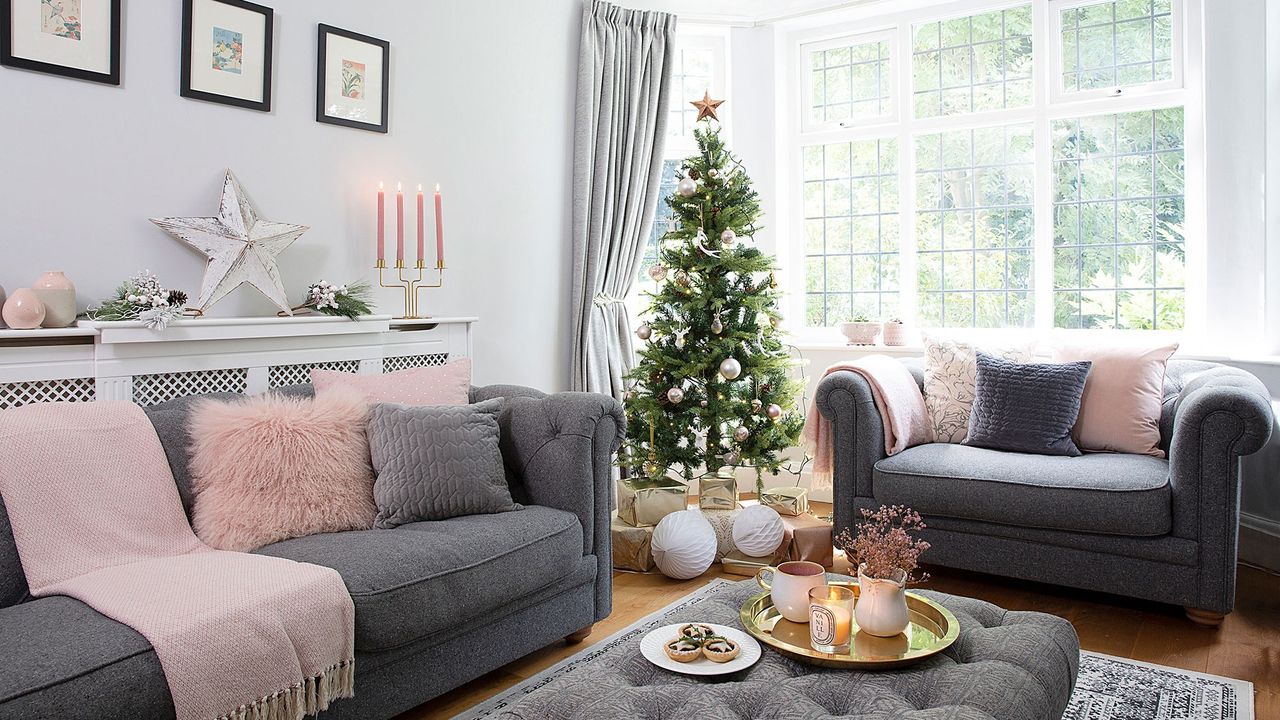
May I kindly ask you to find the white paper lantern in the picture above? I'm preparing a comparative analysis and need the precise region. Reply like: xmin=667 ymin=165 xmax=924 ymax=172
xmin=732 ymin=504 xmax=785 ymax=557
xmin=651 ymin=510 xmax=717 ymax=580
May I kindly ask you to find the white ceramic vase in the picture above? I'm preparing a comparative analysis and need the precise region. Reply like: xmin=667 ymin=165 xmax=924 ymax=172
xmin=855 ymin=564 xmax=910 ymax=637
xmin=840 ymin=321 xmax=881 ymax=346
xmin=32 ymin=271 xmax=77 ymax=328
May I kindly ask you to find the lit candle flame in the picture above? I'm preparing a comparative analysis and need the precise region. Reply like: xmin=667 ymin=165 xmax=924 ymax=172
xmin=418 ymin=184 xmax=423 ymax=192
xmin=435 ymin=183 xmax=441 ymax=192
xmin=378 ymin=181 xmax=384 ymax=190
xmin=397 ymin=182 xmax=402 ymax=192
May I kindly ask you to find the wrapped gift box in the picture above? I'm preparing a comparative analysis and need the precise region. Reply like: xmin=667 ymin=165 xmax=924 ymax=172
xmin=611 ymin=514 xmax=655 ymax=572
xmin=721 ymin=548 xmax=786 ymax=577
xmin=698 ymin=475 xmax=739 ymax=511
xmin=617 ymin=476 xmax=688 ymax=528
xmin=760 ymin=486 xmax=809 ymax=516
xmin=780 ymin=512 xmax=834 ymax=569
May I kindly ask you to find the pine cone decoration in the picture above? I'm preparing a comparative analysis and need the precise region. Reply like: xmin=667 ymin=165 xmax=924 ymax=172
xmin=167 ymin=290 xmax=188 ymax=307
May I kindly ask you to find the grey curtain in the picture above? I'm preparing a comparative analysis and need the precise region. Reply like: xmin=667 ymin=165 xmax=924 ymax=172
xmin=570 ymin=0 xmax=675 ymax=397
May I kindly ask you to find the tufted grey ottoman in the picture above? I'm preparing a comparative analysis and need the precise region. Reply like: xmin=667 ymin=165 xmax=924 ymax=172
xmin=491 ymin=578 xmax=1079 ymax=719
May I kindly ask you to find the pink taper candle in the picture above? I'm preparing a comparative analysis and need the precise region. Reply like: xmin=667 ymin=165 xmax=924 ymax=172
xmin=434 ymin=184 xmax=444 ymax=268
xmin=396 ymin=183 xmax=405 ymax=266
xmin=416 ymin=185 xmax=425 ymax=265
xmin=376 ymin=182 xmax=385 ymax=264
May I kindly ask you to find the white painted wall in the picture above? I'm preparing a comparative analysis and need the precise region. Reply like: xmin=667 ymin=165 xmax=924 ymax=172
xmin=0 ymin=1 xmax=579 ymax=391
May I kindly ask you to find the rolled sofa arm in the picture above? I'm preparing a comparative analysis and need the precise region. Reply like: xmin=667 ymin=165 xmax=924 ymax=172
xmin=815 ymin=371 xmax=889 ymax=534
xmin=1166 ymin=368 xmax=1274 ymax=613
xmin=472 ymin=385 xmax=624 ymax=620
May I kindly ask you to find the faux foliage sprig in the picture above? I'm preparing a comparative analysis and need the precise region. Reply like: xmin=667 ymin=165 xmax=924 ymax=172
xmin=86 ymin=270 xmax=187 ymax=330
xmin=299 ymin=280 xmax=373 ymax=319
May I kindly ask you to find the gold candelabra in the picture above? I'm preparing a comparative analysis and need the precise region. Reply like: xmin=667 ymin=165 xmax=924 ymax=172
xmin=376 ymin=258 xmax=445 ymax=319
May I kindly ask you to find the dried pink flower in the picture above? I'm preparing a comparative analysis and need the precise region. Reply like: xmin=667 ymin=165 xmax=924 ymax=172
xmin=834 ymin=505 xmax=930 ymax=584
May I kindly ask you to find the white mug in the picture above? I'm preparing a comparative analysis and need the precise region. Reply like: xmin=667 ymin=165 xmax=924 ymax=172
xmin=755 ymin=560 xmax=826 ymax=623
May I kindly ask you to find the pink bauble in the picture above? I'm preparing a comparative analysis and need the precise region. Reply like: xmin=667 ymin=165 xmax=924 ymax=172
xmin=2 ymin=288 xmax=46 ymax=330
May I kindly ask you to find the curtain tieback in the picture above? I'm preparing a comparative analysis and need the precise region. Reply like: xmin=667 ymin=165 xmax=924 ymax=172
xmin=592 ymin=292 xmax=627 ymax=308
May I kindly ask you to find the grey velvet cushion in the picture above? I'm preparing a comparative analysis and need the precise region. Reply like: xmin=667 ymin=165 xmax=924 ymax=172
xmin=965 ymin=353 xmax=1091 ymax=456
xmin=0 ymin=500 xmax=27 ymax=609
xmin=874 ymin=443 xmax=1172 ymax=536
xmin=369 ymin=398 xmax=518 ymax=529
xmin=0 ymin=596 xmax=173 ymax=718
xmin=255 ymin=505 xmax=583 ymax=651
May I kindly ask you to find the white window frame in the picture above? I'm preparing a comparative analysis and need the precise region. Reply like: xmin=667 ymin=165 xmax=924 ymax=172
xmin=1047 ymin=0 xmax=1185 ymax=105
xmin=781 ymin=0 xmax=1203 ymax=345
xmin=663 ymin=32 xmax=731 ymax=159
xmin=800 ymin=28 xmax=900 ymax=134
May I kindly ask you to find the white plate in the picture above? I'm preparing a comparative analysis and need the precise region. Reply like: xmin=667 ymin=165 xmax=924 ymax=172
xmin=639 ymin=623 xmax=762 ymax=676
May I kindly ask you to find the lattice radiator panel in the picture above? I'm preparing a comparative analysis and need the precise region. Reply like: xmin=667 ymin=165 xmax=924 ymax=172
xmin=383 ymin=353 xmax=449 ymax=373
xmin=268 ymin=360 xmax=361 ymax=388
xmin=0 ymin=378 xmax=96 ymax=410
xmin=132 ymin=368 xmax=249 ymax=406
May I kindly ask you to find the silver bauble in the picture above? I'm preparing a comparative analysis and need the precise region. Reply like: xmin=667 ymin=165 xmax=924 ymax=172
xmin=667 ymin=387 xmax=685 ymax=404
xmin=766 ymin=403 xmax=783 ymax=420
xmin=636 ymin=323 xmax=652 ymax=341
xmin=733 ymin=425 xmax=750 ymax=443
xmin=711 ymin=316 xmax=724 ymax=334
xmin=751 ymin=399 xmax=763 ymax=413
xmin=723 ymin=451 xmax=741 ymax=465
xmin=677 ymin=178 xmax=697 ymax=197
xmin=720 ymin=229 xmax=736 ymax=246
xmin=719 ymin=357 xmax=742 ymax=380
xmin=675 ymin=270 xmax=691 ymax=288
xmin=648 ymin=264 xmax=668 ymax=282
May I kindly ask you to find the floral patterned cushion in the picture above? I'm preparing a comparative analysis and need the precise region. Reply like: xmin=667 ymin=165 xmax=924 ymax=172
xmin=923 ymin=337 xmax=1033 ymax=443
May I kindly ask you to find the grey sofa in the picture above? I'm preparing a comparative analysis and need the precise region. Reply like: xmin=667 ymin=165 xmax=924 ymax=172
xmin=816 ymin=358 xmax=1273 ymax=623
xmin=0 ymin=384 xmax=623 ymax=720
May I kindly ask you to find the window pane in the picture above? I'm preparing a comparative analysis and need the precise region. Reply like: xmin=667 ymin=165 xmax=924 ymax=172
xmin=668 ymin=47 xmax=717 ymax=142
xmin=1059 ymin=0 xmax=1175 ymax=93
xmin=802 ymin=138 xmax=900 ymax=326
xmin=1052 ymin=108 xmax=1184 ymax=329
xmin=915 ymin=123 xmax=1036 ymax=328
xmin=912 ymin=4 xmax=1033 ymax=119
xmin=635 ymin=159 xmax=683 ymax=293
xmin=807 ymin=37 xmax=892 ymax=125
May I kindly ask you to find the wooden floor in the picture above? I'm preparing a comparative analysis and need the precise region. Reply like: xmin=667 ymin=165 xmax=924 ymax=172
xmin=403 ymin=548 xmax=1280 ymax=719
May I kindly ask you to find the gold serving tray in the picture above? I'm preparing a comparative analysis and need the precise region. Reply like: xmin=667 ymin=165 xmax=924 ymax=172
xmin=739 ymin=583 xmax=960 ymax=669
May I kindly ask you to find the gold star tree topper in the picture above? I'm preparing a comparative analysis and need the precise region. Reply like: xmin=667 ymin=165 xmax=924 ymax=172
xmin=151 ymin=171 xmax=309 ymax=316
xmin=691 ymin=90 xmax=725 ymax=122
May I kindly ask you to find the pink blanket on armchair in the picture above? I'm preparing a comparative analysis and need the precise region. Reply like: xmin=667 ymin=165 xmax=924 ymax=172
xmin=0 ymin=401 xmax=355 ymax=720
xmin=802 ymin=355 xmax=934 ymax=489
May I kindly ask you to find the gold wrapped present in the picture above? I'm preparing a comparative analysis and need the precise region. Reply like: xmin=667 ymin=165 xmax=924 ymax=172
xmin=761 ymin=486 xmax=809 ymax=516
xmin=698 ymin=475 xmax=739 ymax=511
xmin=617 ymin=476 xmax=688 ymax=528
xmin=721 ymin=548 xmax=786 ymax=576
xmin=611 ymin=514 xmax=655 ymax=572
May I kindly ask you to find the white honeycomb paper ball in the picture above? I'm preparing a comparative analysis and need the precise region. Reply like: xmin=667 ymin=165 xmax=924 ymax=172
xmin=732 ymin=504 xmax=785 ymax=558
xmin=651 ymin=510 xmax=717 ymax=580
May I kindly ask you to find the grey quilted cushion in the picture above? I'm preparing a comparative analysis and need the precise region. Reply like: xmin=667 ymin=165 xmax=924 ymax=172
xmin=964 ymin=353 xmax=1092 ymax=456
xmin=369 ymin=398 xmax=519 ymax=528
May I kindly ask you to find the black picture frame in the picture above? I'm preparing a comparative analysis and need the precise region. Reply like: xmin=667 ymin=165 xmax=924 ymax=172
xmin=180 ymin=0 xmax=273 ymax=112
xmin=0 ymin=0 xmax=121 ymax=85
xmin=316 ymin=23 xmax=390 ymax=134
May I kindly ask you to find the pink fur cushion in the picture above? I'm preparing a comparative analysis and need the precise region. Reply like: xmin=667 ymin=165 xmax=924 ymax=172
xmin=189 ymin=386 xmax=377 ymax=552
xmin=312 ymin=358 xmax=471 ymax=406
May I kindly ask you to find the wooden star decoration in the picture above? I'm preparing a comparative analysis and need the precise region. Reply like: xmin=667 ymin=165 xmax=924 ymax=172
xmin=691 ymin=91 xmax=725 ymax=122
xmin=151 ymin=171 xmax=309 ymax=316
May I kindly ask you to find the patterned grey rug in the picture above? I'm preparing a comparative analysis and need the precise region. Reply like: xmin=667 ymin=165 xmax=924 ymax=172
xmin=455 ymin=579 xmax=1253 ymax=720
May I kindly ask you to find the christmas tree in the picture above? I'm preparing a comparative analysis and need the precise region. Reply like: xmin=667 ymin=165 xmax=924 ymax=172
xmin=624 ymin=99 xmax=803 ymax=495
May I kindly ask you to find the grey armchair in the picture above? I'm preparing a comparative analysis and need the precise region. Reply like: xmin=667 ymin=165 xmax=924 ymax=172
xmin=816 ymin=358 xmax=1273 ymax=624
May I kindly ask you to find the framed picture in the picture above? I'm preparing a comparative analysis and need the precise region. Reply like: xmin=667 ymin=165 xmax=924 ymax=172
xmin=316 ymin=24 xmax=389 ymax=133
xmin=0 ymin=0 xmax=121 ymax=84
xmin=180 ymin=0 xmax=272 ymax=111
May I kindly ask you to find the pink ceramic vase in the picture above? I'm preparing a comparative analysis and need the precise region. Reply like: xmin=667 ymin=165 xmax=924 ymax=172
xmin=0 ymin=284 xmax=6 ymax=329
xmin=2 ymin=288 xmax=46 ymax=330
xmin=32 ymin=271 xmax=77 ymax=328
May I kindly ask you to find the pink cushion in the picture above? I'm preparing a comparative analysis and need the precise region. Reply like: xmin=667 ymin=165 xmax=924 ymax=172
xmin=1052 ymin=343 xmax=1178 ymax=458
xmin=311 ymin=359 xmax=471 ymax=406
xmin=189 ymin=386 xmax=377 ymax=551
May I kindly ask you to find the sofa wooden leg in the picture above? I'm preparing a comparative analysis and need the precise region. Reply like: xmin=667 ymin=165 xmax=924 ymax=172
xmin=565 ymin=626 xmax=593 ymax=645
xmin=1184 ymin=608 xmax=1227 ymax=627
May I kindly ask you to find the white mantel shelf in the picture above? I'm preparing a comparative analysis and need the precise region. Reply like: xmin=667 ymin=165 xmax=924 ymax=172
xmin=0 ymin=315 xmax=477 ymax=408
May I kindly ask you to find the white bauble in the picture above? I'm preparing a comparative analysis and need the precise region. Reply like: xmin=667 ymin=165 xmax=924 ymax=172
xmin=677 ymin=178 xmax=697 ymax=197
xmin=636 ymin=323 xmax=652 ymax=341
xmin=721 ymin=229 xmax=737 ymax=246
xmin=666 ymin=387 xmax=685 ymax=404
xmin=719 ymin=357 xmax=742 ymax=380
xmin=651 ymin=510 xmax=717 ymax=579
xmin=732 ymin=504 xmax=785 ymax=558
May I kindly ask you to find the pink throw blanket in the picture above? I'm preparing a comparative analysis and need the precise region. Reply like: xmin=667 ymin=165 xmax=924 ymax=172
xmin=0 ymin=401 xmax=355 ymax=720
xmin=802 ymin=355 xmax=934 ymax=489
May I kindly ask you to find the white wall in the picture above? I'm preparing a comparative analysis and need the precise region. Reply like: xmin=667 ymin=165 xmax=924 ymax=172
xmin=0 ymin=1 xmax=580 ymax=391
